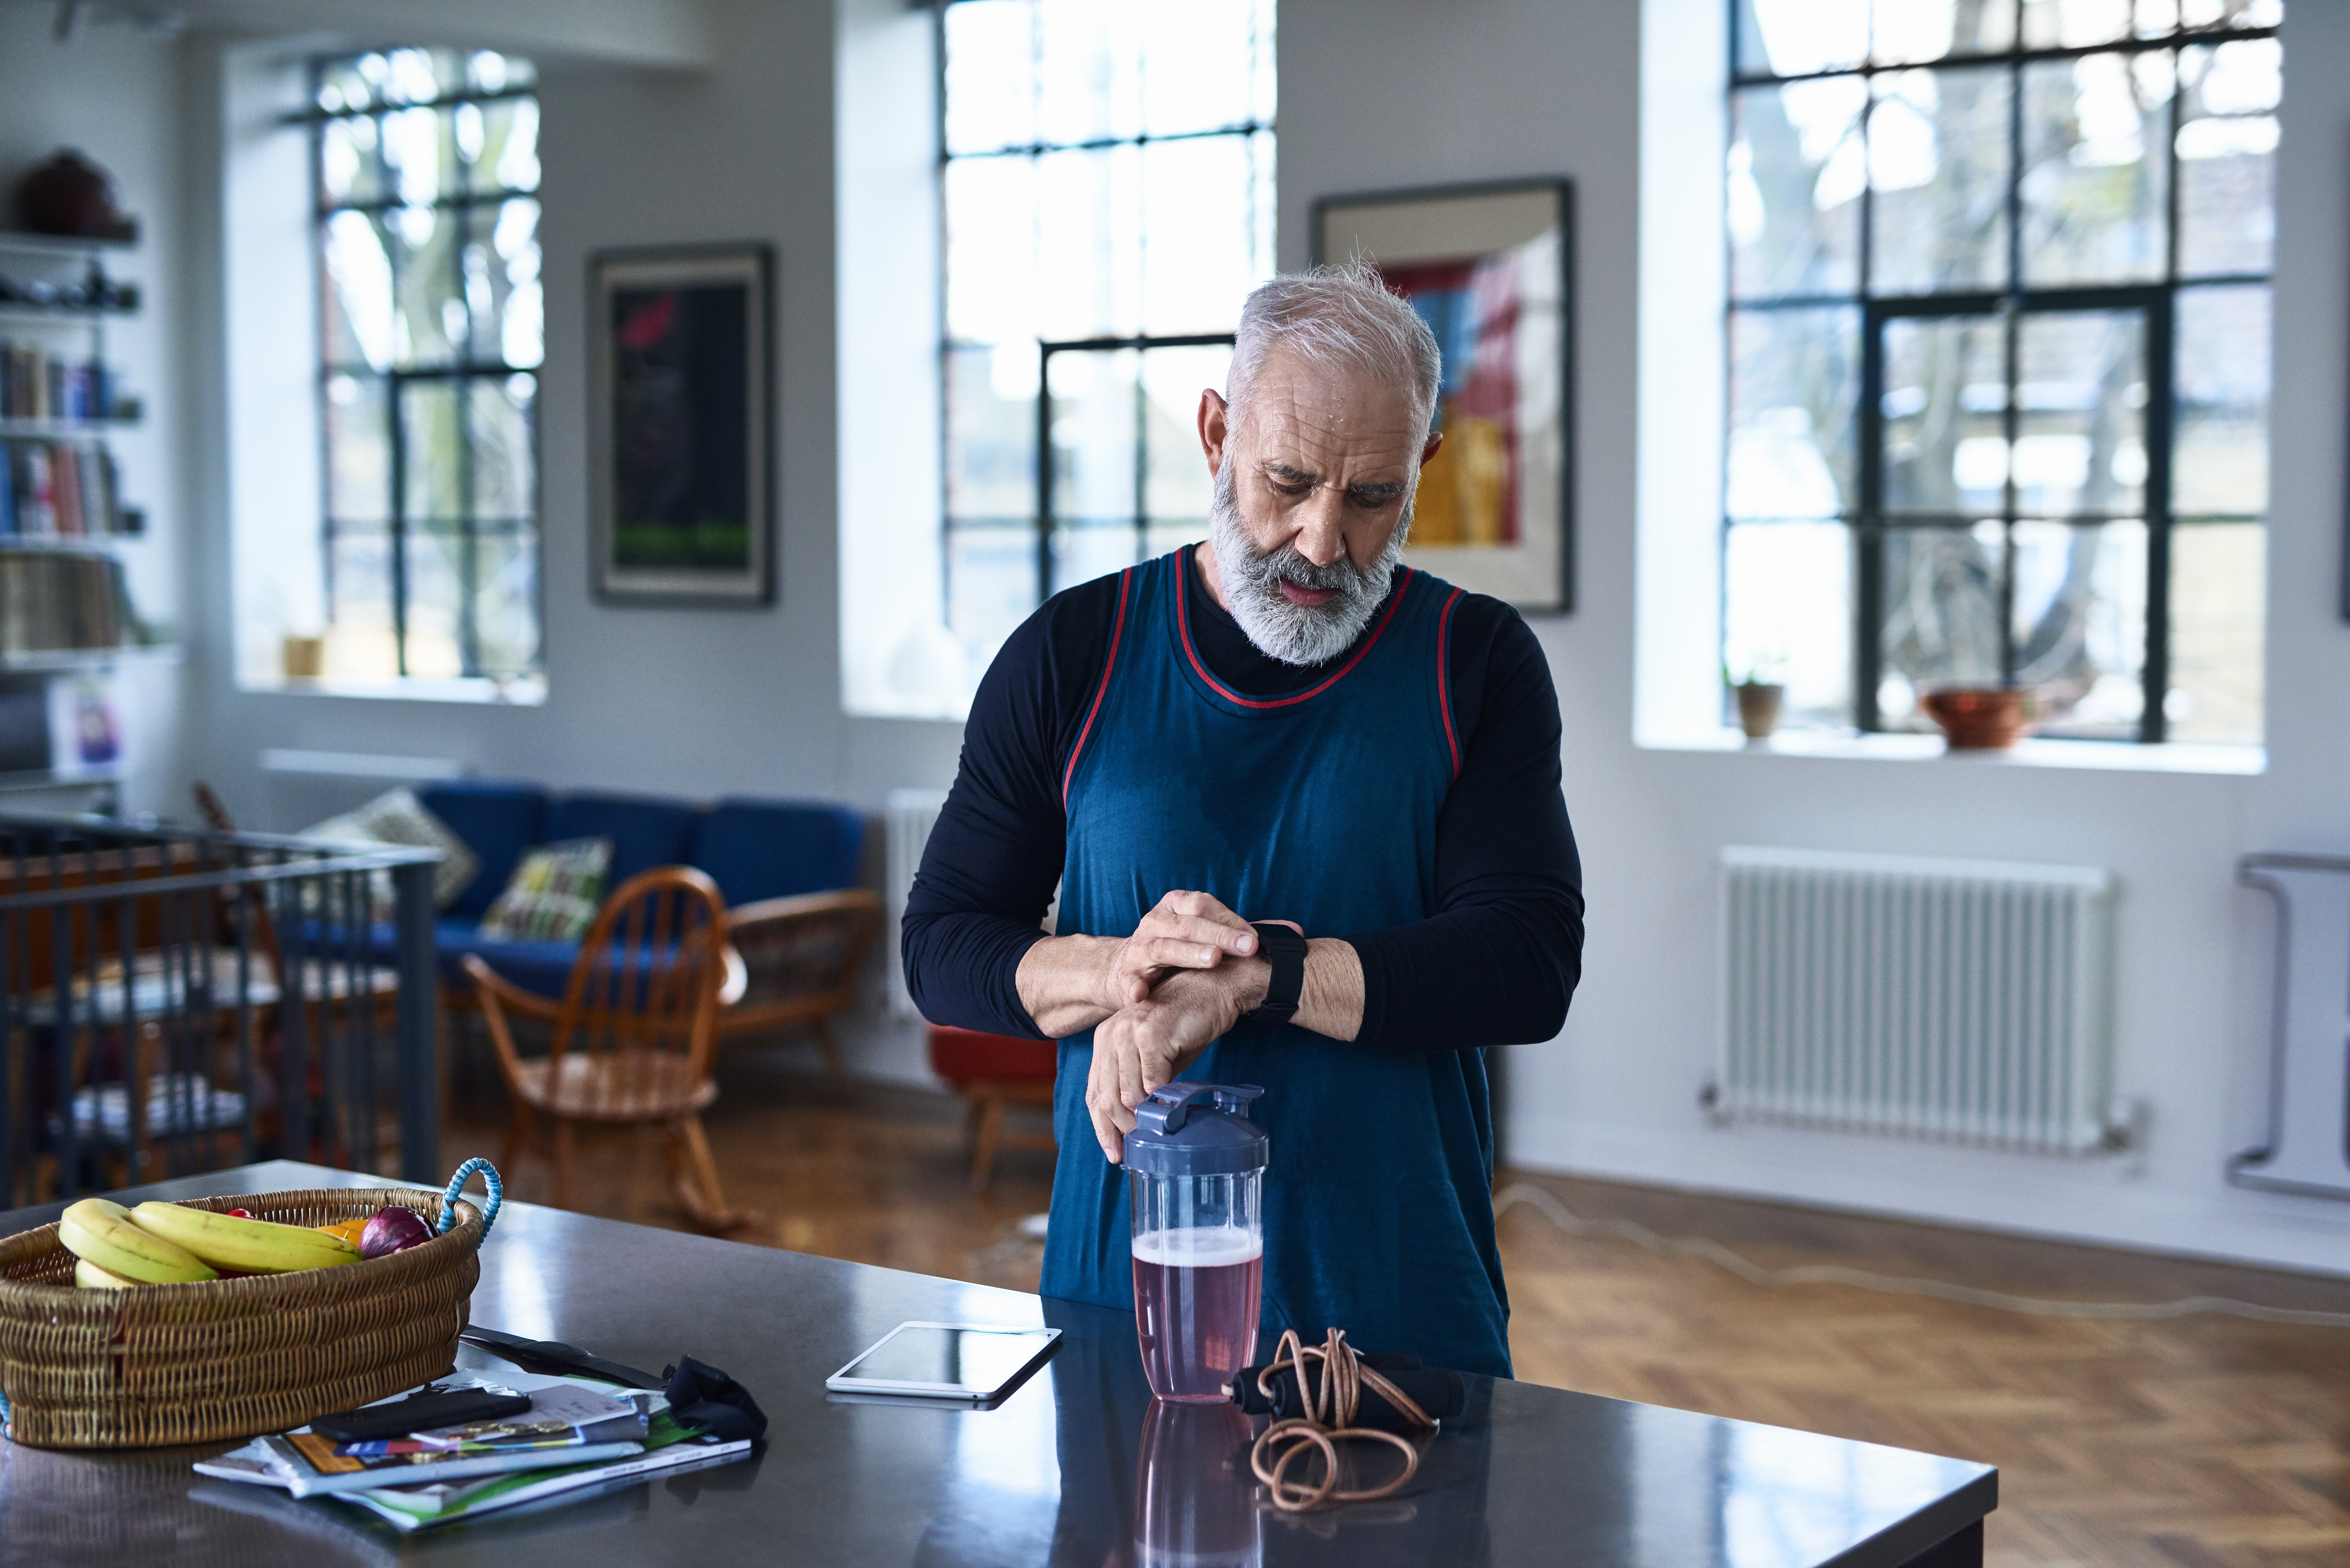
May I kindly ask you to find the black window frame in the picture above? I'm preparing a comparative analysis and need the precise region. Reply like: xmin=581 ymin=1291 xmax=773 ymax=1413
xmin=294 ymin=52 xmax=545 ymax=682
xmin=932 ymin=0 xmax=1275 ymax=622
xmin=1727 ymin=4 xmax=2279 ymax=744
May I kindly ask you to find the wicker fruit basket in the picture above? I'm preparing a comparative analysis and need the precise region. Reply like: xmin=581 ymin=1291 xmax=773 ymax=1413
xmin=0 ymin=1187 xmax=486 ymax=1450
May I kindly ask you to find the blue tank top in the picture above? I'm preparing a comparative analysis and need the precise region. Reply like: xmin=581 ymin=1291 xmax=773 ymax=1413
xmin=1038 ymin=547 xmax=1512 ymax=1378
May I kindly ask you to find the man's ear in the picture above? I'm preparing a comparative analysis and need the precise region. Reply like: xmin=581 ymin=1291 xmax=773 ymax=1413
xmin=1199 ymin=388 xmax=1232 ymax=479
xmin=1419 ymin=428 xmax=1444 ymax=469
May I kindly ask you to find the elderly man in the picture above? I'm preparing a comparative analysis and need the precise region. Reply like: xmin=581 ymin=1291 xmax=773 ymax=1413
xmin=903 ymin=264 xmax=1582 ymax=1378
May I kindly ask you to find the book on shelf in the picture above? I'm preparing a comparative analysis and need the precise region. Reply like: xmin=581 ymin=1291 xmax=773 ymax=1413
xmin=0 ymin=551 xmax=126 ymax=653
xmin=0 ymin=438 xmax=126 ymax=536
xmin=0 ymin=340 xmax=123 ymax=423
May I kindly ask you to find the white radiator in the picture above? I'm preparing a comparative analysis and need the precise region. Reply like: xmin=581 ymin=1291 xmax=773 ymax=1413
xmin=884 ymin=788 xmax=948 ymax=1020
xmin=1716 ymin=847 xmax=2120 ymax=1155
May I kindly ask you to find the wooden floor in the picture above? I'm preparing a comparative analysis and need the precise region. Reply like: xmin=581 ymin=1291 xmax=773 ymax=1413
xmin=446 ymin=1042 xmax=2350 ymax=1566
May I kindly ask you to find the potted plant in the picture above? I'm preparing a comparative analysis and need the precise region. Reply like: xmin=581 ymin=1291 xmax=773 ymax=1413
xmin=1724 ymin=657 xmax=1786 ymax=742
xmin=1919 ymin=685 xmax=2039 ymax=750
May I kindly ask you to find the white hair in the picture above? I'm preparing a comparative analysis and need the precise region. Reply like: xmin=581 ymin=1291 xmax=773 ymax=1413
xmin=1225 ymin=261 xmax=1443 ymax=439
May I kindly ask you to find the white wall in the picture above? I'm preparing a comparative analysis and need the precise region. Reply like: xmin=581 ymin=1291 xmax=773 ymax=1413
xmin=1281 ymin=0 xmax=2350 ymax=1275
xmin=0 ymin=7 xmax=189 ymax=810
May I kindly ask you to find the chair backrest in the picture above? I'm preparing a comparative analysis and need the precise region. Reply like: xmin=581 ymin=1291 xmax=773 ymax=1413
xmin=545 ymin=866 xmax=731 ymax=1113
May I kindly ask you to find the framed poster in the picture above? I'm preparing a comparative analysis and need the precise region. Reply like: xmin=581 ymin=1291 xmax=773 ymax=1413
xmin=589 ymin=244 xmax=775 ymax=605
xmin=1313 ymin=179 xmax=1574 ymax=614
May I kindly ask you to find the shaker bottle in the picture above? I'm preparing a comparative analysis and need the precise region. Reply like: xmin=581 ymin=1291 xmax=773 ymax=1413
xmin=1125 ymin=1082 xmax=1267 ymax=1403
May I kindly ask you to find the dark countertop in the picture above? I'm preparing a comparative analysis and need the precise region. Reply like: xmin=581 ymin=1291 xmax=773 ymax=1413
xmin=0 ymin=1162 xmax=1996 ymax=1566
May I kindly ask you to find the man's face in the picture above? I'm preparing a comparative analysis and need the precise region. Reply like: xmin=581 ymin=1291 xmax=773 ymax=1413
xmin=1201 ymin=349 xmax=1440 ymax=666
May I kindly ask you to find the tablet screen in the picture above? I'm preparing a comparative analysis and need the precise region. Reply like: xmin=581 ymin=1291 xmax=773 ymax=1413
xmin=833 ymin=1325 xmax=1058 ymax=1395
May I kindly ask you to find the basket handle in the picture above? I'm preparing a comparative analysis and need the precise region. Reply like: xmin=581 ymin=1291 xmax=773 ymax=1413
xmin=438 ymin=1158 xmax=504 ymax=1240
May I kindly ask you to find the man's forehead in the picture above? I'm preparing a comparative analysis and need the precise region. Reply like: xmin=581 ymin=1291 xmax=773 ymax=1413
xmin=1241 ymin=351 xmax=1419 ymax=470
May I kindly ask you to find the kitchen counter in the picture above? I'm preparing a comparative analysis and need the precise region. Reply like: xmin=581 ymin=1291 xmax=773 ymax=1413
xmin=0 ymin=1162 xmax=1995 ymax=1565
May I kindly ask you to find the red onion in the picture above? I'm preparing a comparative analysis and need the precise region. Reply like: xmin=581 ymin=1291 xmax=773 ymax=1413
xmin=360 ymin=1206 xmax=434 ymax=1259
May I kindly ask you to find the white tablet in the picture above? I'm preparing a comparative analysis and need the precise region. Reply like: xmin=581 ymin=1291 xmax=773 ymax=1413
xmin=824 ymin=1322 xmax=1062 ymax=1402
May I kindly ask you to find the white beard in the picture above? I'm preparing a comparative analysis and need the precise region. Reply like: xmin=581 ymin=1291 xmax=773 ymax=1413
xmin=1206 ymin=465 xmax=1410 ymax=667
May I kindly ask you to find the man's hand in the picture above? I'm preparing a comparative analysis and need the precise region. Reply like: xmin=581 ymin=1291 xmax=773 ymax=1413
xmin=1105 ymin=890 xmax=1259 ymax=1005
xmin=1087 ymin=964 xmax=1270 ymax=1161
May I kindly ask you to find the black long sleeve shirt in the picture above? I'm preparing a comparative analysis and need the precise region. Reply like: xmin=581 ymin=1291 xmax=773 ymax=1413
xmin=902 ymin=547 xmax=1584 ymax=1051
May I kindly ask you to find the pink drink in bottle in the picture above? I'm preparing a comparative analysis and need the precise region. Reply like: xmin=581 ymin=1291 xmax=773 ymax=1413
xmin=1125 ymin=1084 xmax=1268 ymax=1404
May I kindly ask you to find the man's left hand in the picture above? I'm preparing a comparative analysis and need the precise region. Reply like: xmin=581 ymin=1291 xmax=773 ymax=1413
xmin=1086 ymin=964 xmax=1267 ymax=1161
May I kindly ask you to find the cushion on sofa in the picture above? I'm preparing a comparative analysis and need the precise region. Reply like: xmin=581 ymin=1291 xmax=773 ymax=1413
xmin=546 ymin=792 xmax=699 ymax=891
xmin=417 ymin=780 xmax=550 ymax=921
xmin=690 ymin=798 xmax=864 ymax=906
xmin=299 ymin=787 xmax=481 ymax=911
xmin=477 ymin=837 xmax=612 ymax=942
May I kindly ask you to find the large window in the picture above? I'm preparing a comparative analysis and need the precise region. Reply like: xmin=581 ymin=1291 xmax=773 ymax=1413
xmin=306 ymin=49 xmax=543 ymax=685
xmin=1724 ymin=0 xmax=2277 ymax=745
xmin=937 ymin=0 xmax=1276 ymax=660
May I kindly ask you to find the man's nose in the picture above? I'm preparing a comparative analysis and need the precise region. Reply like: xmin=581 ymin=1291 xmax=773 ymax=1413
xmin=1292 ymin=487 xmax=1348 ymax=567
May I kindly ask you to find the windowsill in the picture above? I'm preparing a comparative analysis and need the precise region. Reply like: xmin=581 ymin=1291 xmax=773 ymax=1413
xmin=1639 ymin=725 xmax=2266 ymax=776
xmin=242 ymin=673 xmax=548 ymax=707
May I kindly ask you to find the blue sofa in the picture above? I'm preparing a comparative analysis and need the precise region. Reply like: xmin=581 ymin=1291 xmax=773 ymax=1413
xmin=414 ymin=785 xmax=874 ymax=1026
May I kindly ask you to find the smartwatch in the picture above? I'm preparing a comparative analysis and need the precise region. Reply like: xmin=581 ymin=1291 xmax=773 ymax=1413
xmin=1245 ymin=922 xmax=1308 ymax=1025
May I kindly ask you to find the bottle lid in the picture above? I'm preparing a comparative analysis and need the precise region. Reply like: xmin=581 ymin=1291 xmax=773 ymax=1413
xmin=1123 ymin=1083 xmax=1267 ymax=1177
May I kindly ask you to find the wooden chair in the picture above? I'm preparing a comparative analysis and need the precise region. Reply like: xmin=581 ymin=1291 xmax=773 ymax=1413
xmin=927 ymin=1025 xmax=1059 ymax=1192
xmin=716 ymin=887 xmax=882 ymax=1083
xmin=463 ymin=866 xmax=752 ymax=1233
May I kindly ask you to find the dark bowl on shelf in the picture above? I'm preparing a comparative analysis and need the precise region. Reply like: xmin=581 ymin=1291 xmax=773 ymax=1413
xmin=1920 ymin=687 xmax=2038 ymax=750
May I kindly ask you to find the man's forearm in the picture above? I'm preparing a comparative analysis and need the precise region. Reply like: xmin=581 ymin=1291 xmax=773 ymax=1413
xmin=1015 ymin=933 xmax=1127 ymax=1038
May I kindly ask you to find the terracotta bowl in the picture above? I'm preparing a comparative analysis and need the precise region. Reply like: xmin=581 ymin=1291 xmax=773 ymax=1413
xmin=1920 ymin=687 xmax=2037 ymax=750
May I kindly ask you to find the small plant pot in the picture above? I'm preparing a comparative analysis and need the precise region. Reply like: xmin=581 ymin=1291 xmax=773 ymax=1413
xmin=1920 ymin=687 xmax=2037 ymax=750
xmin=1734 ymin=682 xmax=1785 ymax=741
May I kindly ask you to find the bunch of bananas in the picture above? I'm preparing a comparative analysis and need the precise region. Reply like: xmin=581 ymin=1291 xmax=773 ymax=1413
xmin=56 ymin=1198 xmax=363 ymax=1287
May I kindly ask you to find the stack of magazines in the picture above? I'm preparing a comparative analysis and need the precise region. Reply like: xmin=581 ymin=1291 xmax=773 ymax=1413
xmin=193 ymin=1370 xmax=753 ymax=1532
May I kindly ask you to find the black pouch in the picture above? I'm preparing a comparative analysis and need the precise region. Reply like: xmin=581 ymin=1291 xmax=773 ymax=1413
xmin=663 ymin=1355 xmax=770 ymax=1443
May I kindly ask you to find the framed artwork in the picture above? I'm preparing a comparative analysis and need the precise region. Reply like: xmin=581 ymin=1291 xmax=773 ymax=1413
xmin=589 ymin=244 xmax=775 ymax=605
xmin=1312 ymin=178 xmax=1574 ymax=614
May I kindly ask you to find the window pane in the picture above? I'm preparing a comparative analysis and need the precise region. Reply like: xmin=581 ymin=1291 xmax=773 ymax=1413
xmin=2021 ymin=0 xmax=2139 ymax=48
xmin=1882 ymin=314 xmax=2004 ymax=516
xmin=324 ymin=373 xmax=390 ymax=524
xmin=2016 ymin=309 xmax=2146 ymax=516
xmin=327 ymin=530 xmax=397 ymax=676
xmin=402 ymin=525 xmax=467 ymax=678
xmin=1049 ymin=347 xmax=1137 ymax=532
xmin=943 ymin=0 xmax=1037 ymax=155
xmin=1724 ymin=520 xmax=1853 ymax=727
xmin=390 ymin=204 xmax=462 ymax=368
xmin=1036 ymin=144 xmax=1140 ymax=340
xmin=2167 ymin=521 xmax=2263 ymax=745
xmin=1870 ymin=0 xmax=2017 ymax=64
xmin=470 ymin=373 xmax=535 ymax=518
xmin=1735 ymin=0 xmax=1869 ymax=77
xmin=2174 ymin=284 xmax=2268 ymax=514
xmin=465 ymin=98 xmax=541 ymax=196
xmin=380 ymin=103 xmax=454 ymax=211
xmin=474 ymin=529 xmax=541 ymax=679
xmin=2019 ymin=54 xmax=2170 ymax=287
xmin=318 ymin=115 xmax=381 ymax=207
xmin=470 ymin=198 xmax=542 ymax=368
xmin=946 ymin=344 xmax=1037 ymax=523
xmin=321 ymin=210 xmax=395 ymax=372
xmin=2012 ymin=518 xmax=2146 ymax=737
xmin=1141 ymin=135 xmax=1269 ymax=336
xmin=944 ymin=154 xmax=1038 ymax=345
xmin=1036 ymin=0 xmax=1136 ymax=145
xmin=1728 ymin=306 xmax=1860 ymax=520
xmin=317 ymin=57 xmax=376 ymax=116
xmin=1880 ymin=524 xmax=2005 ymax=729
xmin=400 ymin=380 xmax=463 ymax=519
xmin=1052 ymin=522 xmax=1143 ymax=595
xmin=947 ymin=526 xmax=1037 ymax=660
xmin=1141 ymin=344 xmax=1228 ymax=524
xmin=2177 ymin=41 xmax=2278 ymax=277
xmin=1140 ymin=0 xmax=1268 ymax=136
xmin=1729 ymin=81 xmax=1863 ymax=300
xmin=1869 ymin=66 xmax=2009 ymax=295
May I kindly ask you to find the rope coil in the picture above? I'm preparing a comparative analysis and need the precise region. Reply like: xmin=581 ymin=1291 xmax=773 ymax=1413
xmin=1247 ymin=1328 xmax=1436 ymax=1512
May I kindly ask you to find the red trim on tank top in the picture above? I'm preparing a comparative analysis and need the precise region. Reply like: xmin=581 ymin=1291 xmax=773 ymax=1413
xmin=1436 ymin=585 xmax=1464 ymax=778
xmin=1061 ymin=567 xmax=1133 ymax=807
xmin=1175 ymin=551 xmax=1415 ymax=710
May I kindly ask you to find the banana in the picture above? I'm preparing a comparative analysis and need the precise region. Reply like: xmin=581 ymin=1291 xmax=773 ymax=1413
xmin=74 ymin=1258 xmax=137 ymax=1289
xmin=129 ymin=1202 xmax=362 ymax=1274
xmin=57 ymin=1198 xmax=217 ymax=1284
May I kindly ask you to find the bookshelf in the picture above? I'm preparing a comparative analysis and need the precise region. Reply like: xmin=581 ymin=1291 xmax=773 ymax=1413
xmin=0 ymin=229 xmax=162 ymax=812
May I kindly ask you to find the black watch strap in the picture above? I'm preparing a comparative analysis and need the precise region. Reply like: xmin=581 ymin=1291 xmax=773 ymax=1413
xmin=1246 ymin=923 xmax=1308 ymax=1025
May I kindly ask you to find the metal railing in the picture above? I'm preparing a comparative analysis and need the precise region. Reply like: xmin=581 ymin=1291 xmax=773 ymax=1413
xmin=0 ymin=812 xmax=441 ymax=1205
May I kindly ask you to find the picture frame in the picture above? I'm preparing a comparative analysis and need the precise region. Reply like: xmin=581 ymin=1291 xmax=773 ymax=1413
xmin=1312 ymin=178 xmax=1575 ymax=615
xmin=588 ymin=243 xmax=775 ymax=606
